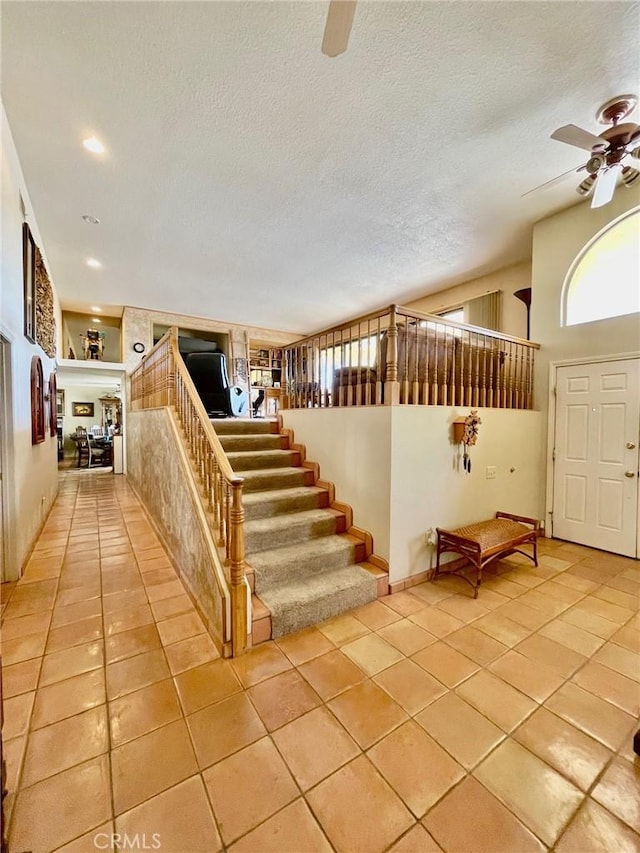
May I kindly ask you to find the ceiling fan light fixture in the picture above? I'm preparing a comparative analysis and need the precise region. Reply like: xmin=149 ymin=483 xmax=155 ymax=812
xmin=622 ymin=166 xmax=640 ymax=187
xmin=586 ymin=153 xmax=606 ymax=174
xmin=576 ymin=174 xmax=597 ymax=196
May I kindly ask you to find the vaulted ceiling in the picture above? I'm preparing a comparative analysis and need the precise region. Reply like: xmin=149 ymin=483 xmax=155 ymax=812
xmin=2 ymin=1 xmax=639 ymax=332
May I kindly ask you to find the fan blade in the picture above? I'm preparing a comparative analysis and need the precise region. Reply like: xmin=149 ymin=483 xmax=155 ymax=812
xmin=591 ymin=164 xmax=622 ymax=208
xmin=322 ymin=1 xmax=357 ymax=57
xmin=521 ymin=163 xmax=585 ymax=197
xmin=551 ymin=124 xmax=607 ymax=152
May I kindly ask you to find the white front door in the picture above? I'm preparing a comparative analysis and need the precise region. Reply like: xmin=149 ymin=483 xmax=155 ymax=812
xmin=553 ymin=358 xmax=640 ymax=557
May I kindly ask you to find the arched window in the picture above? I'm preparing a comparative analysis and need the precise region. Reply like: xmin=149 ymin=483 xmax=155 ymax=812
xmin=563 ymin=208 xmax=640 ymax=326
xmin=31 ymin=356 xmax=45 ymax=444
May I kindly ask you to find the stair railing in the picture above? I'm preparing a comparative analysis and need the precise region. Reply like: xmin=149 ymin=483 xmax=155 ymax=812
xmin=130 ymin=327 xmax=247 ymax=655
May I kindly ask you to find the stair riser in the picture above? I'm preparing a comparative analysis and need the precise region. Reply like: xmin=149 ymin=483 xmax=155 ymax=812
xmin=254 ymin=541 xmax=366 ymax=589
xmin=244 ymin=491 xmax=328 ymax=520
xmin=242 ymin=470 xmax=314 ymax=492
xmin=245 ymin=516 xmax=340 ymax=555
xmin=269 ymin=583 xmax=377 ymax=638
xmin=213 ymin=420 xmax=277 ymax=435
xmin=230 ymin=451 xmax=301 ymax=471
xmin=219 ymin=435 xmax=286 ymax=452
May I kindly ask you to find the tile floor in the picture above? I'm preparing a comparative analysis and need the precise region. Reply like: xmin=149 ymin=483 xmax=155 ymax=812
xmin=1 ymin=471 xmax=639 ymax=853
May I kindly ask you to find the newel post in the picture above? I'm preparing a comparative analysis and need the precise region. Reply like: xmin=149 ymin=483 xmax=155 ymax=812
xmin=167 ymin=327 xmax=179 ymax=408
xmin=385 ymin=305 xmax=400 ymax=405
xmin=229 ymin=480 xmax=247 ymax=656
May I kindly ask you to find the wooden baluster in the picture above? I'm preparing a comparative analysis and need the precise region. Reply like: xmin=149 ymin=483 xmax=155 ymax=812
xmin=473 ymin=333 xmax=480 ymax=408
xmin=375 ymin=318 xmax=383 ymax=405
xmin=488 ymin=341 xmax=495 ymax=408
xmin=229 ymin=480 xmax=247 ymax=656
xmin=224 ymin=482 xmax=231 ymax=564
xmin=442 ymin=326 xmax=449 ymax=406
xmin=432 ymin=323 xmax=439 ymax=405
xmin=465 ymin=330 xmax=472 ymax=406
xmin=412 ymin=319 xmax=419 ymax=404
xmin=385 ymin=306 xmax=400 ymax=406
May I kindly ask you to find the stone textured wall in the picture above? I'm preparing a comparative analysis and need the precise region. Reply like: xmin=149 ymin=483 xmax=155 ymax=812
xmin=127 ymin=408 xmax=227 ymax=648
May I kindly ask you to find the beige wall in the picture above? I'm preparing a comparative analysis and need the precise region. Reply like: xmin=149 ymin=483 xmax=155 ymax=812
xmin=404 ymin=261 xmax=532 ymax=339
xmin=1 ymin=106 xmax=60 ymax=579
xmin=281 ymin=406 xmax=543 ymax=584
xmin=127 ymin=408 xmax=229 ymax=649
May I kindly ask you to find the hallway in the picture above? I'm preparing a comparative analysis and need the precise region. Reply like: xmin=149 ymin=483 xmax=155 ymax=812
xmin=1 ymin=472 xmax=639 ymax=852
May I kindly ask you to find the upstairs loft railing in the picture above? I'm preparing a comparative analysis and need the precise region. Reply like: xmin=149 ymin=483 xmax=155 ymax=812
xmin=282 ymin=304 xmax=540 ymax=410
xmin=130 ymin=328 xmax=247 ymax=656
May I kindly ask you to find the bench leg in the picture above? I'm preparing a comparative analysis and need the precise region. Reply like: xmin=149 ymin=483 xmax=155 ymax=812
xmin=473 ymin=563 xmax=481 ymax=599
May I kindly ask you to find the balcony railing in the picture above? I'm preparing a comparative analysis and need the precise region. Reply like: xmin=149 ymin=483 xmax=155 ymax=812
xmin=282 ymin=304 xmax=539 ymax=410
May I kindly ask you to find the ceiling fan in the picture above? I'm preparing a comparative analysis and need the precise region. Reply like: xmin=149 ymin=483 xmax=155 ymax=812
xmin=322 ymin=1 xmax=357 ymax=57
xmin=526 ymin=95 xmax=640 ymax=207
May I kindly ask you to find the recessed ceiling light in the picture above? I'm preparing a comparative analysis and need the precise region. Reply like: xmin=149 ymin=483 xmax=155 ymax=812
xmin=86 ymin=258 xmax=102 ymax=269
xmin=82 ymin=215 xmax=100 ymax=224
xmin=83 ymin=136 xmax=105 ymax=154
xmin=90 ymin=306 xmax=102 ymax=312
xmin=90 ymin=318 xmax=102 ymax=323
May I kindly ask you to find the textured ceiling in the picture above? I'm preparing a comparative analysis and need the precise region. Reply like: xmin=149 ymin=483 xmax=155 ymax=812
xmin=2 ymin=1 xmax=639 ymax=333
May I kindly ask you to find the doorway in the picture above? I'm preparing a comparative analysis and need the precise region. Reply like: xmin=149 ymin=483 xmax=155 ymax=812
xmin=552 ymin=357 xmax=640 ymax=557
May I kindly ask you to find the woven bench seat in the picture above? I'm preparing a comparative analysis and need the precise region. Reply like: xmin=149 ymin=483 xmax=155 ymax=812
xmin=433 ymin=511 xmax=540 ymax=598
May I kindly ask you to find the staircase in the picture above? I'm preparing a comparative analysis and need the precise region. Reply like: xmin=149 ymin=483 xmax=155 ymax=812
xmin=213 ymin=419 xmax=385 ymax=640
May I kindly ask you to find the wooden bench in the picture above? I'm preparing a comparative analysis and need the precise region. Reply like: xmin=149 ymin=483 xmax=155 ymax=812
xmin=433 ymin=512 xmax=540 ymax=598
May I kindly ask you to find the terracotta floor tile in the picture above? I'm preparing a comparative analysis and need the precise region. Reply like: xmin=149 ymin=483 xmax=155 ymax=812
xmin=203 ymin=736 xmax=298 ymax=845
xmin=272 ymin=705 xmax=359 ymax=790
xmin=515 ymin=632 xmax=587 ymax=677
xmin=2 ymin=691 xmax=35 ymax=740
xmin=317 ymin=612 xmax=371 ymax=645
xmin=8 ymin=755 xmax=111 ymax=853
xmin=3 ymin=595 xmax=54 ymax=620
xmin=145 ymin=578 xmax=185 ymax=603
xmin=298 ymin=649 xmax=365 ymax=700
xmin=1 ymin=657 xmax=41 ymax=698
xmin=21 ymin=705 xmax=109 ymax=786
xmin=141 ymin=566 xmax=178 ymax=587
xmin=116 ymin=776 xmax=221 ymax=853
xmin=455 ymin=669 xmax=537 ymax=733
xmin=103 ymin=588 xmax=148 ymax=614
xmin=3 ymin=735 xmax=26 ymax=802
xmin=474 ymin=738 xmax=584 ymax=846
xmin=560 ymin=605 xmax=620 ymax=639
xmin=572 ymin=660 xmax=639 ymax=715
xmin=307 ymin=755 xmax=414 ymax=852
xmin=164 ymin=631 xmax=219 ymax=674
xmin=591 ymin=757 xmax=640 ymax=832
xmin=538 ymin=618 xmax=606 ymax=657
xmin=593 ymin=642 xmax=640 ymax=682
xmin=106 ymin=648 xmax=170 ymax=700
xmin=111 ymin=719 xmax=198 ymax=814
xmin=275 ymin=625 xmax=336 ymax=665
xmin=552 ymin=572 xmax=599 ymax=593
xmin=424 ymin=776 xmax=545 ymax=853
xmin=39 ymin=640 xmax=104 ymax=687
xmin=436 ymin=594 xmax=491 ymax=623
xmin=187 ymin=692 xmax=266 ymax=768
xmin=109 ymin=678 xmax=182 ymax=746
xmin=611 ymin=624 xmax=640 ymax=654
xmin=2 ymin=631 xmax=47 ymax=666
xmin=105 ymin=623 xmax=162 ymax=664
xmin=228 ymin=798 xmax=332 ymax=853
xmin=514 ymin=706 xmax=613 ymax=790
xmin=546 ymin=681 xmax=636 ymax=751
xmin=328 ymin=679 xmax=407 ymax=748
xmin=352 ymin=599 xmax=403 ymax=630
xmin=556 ymin=797 xmax=640 ymax=853
xmin=104 ymin=603 xmax=154 ymax=636
xmin=408 ymin=606 xmax=465 ymax=638
xmin=230 ymin=641 xmax=293 ymax=687
xmin=443 ymin=624 xmax=509 ymax=665
xmin=247 ymin=668 xmax=321 ymax=731
xmin=411 ymin=641 xmax=479 ymax=688
xmin=156 ymin=610 xmax=206 ymax=646
xmin=384 ymin=590 xmax=428 ymax=617
xmin=481 ymin=575 xmax=530 ymax=599
xmin=31 ymin=669 xmax=105 ymax=729
xmin=497 ymin=599 xmax=550 ymax=629
xmin=377 ymin=618 xmax=436 ymax=655
xmin=50 ymin=598 xmax=102 ymax=628
xmin=373 ymin=658 xmax=447 ymax=715
xmin=489 ymin=649 xmax=566 ymax=702
xmin=388 ymin=824 xmax=444 ymax=853
xmin=593 ymin=585 xmax=638 ymax=610
xmin=46 ymin=614 xmax=103 ymax=654
xmin=137 ymin=552 xmax=172 ymax=571
xmin=149 ymin=593 xmax=195 ymax=621
xmin=55 ymin=583 xmax=102 ymax=608
xmin=367 ymin=720 xmax=465 ymax=817
xmin=1 ymin=611 xmax=51 ymax=641
xmin=577 ymin=596 xmax=634 ymax=625
xmin=416 ymin=692 xmax=505 ymax=769
xmin=174 ymin=658 xmax=242 ymax=715
xmin=473 ymin=611 xmax=533 ymax=646
xmin=341 ymin=633 xmax=404 ymax=676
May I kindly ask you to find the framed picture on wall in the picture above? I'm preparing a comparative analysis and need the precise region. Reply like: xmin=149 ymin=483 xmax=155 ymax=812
xmin=23 ymin=222 xmax=36 ymax=342
xmin=72 ymin=402 xmax=94 ymax=417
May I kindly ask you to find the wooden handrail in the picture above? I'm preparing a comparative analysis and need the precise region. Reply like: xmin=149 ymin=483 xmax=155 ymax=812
xmin=130 ymin=327 xmax=247 ymax=656
xmin=394 ymin=305 xmax=541 ymax=348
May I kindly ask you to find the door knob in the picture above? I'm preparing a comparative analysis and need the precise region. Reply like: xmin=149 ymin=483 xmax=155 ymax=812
xmin=627 ymin=442 xmax=637 ymax=449
xmin=624 ymin=471 xmax=636 ymax=478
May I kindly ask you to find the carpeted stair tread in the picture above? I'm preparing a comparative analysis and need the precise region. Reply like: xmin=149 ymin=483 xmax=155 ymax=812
xmin=213 ymin=419 xmax=277 ymax=435
xmin=243 ymin=486 xmax=328 ymax=520
xmin=245 ymin=508 xmax=340 ymax=554
xmin=258 ymin=565 xmax=378 ymax=637
xmin=250 ymin=535 xmax=360 ymax=589
xmin=241 ymin=467 xmax=312 ymax=492
xmin=227 ymin=449 xmax=299 ymax=471
xmin=218 ymin=434 xmax=283 ymax=452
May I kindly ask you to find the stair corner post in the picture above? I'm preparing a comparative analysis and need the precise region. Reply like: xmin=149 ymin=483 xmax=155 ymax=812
xmin=385 ymin=305 xmax=400 ymax=406
xmin=229 ymin=478 xmax=247 ymax=656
